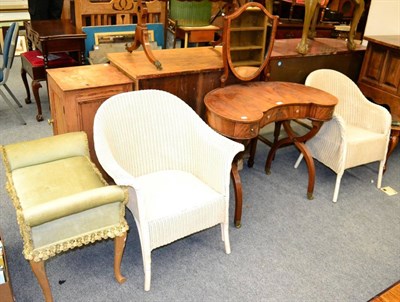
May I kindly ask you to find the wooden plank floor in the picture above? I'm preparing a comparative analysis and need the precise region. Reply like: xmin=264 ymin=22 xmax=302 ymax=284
xmin=369 ymin=281 xmax=400 ymax=302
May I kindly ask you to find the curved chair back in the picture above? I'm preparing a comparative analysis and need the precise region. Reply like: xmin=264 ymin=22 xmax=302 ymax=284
xmin=94 ymin=89 xmax=232 ymax=179
xmin=1 ymin=22 xmax=19 ymax=84
xmin=305 ymin=69 xmax=390 ymax=131
xmin=93 ymin=89 xmax=244 ymax=291
xmin=297 ymin=68 xmax=392 ymax=202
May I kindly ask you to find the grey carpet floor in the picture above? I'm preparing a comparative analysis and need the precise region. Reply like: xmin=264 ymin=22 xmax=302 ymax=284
xmin=0 ymin=57 xmax=399 ymax=302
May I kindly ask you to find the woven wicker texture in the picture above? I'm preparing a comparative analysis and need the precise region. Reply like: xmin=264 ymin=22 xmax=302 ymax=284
xmin=295 ymin=69 xmax=391 ymax=202
xmin=93 ymin=89 xmax=244 ymax=291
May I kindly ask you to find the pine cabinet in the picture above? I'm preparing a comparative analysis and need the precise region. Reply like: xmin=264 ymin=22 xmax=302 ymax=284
xmin=47 ymin=64 xmax=133 ymax=176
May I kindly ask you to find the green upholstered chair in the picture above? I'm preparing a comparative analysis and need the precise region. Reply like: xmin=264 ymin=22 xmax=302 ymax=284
xmin=1 ymin=132 xmax=129 ymax=302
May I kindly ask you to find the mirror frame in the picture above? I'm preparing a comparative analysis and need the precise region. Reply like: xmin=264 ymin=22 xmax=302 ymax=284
xmin=221 ymin=2 xmax=278 ymax=85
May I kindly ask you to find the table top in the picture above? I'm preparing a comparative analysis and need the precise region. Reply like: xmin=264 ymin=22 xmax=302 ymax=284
xmin=46 ymin=64 xmax=133 ymax=91
xmin=108 ymin=46 xmax=224 ymax=79
xmin=0 ymin=1 xmax=28 ymax=10
xmin=0 ymin=12 xmax=30 ymax=23
xmin=364 ymin=35 xmax=400 ymax=50
xmin=205 ymin=81 xmax=338 ymax=139
xmin=108 ymin=38 xmax=365 ymax=81
xmin=25 ymin=20 xmax=86 ymax=41
xmin=205 ymin=81 xmax=338 ymax=124
xmin=178 ymin=25 xmax=220 ymax=31
xmin=271 ymin=38 xmax=366 ymax=59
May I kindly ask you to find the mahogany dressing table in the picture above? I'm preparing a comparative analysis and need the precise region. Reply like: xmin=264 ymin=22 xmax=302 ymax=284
xmin=204 ymin=3 xmax=338 ymax=227
xmin=205 ymin=81 xmax=338 ymax=227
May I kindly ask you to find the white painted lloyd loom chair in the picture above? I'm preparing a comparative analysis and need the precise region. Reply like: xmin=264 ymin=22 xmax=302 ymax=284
xmin=93 ymin=89 xmax=244 ymax=291
xmin=295 ymin=69 xmax=391 ymax=202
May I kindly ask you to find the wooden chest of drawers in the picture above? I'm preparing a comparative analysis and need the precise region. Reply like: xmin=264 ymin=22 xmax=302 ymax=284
xmin=358 ymin=35 xmax=400 ymax=121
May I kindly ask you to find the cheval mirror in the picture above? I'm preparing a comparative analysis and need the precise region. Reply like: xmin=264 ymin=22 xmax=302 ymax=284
xmin=221 ymin=2 xmax=278 ymax=86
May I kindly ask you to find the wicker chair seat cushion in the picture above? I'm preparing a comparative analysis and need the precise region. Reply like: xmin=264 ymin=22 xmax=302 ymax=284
xmin=310 ymin=122 xmax=389 ymax=173
xmin=135 ymin=170 xmax=225 ymax=249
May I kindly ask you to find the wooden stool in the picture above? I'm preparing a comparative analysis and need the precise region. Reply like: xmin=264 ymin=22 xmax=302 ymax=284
xmin=168 ymin=19 xmax=220 ymax=48
xmin=172 ymin=25 xmax=219 ymax=48
xmin=20 ymin=50 xmax=78 ymax=121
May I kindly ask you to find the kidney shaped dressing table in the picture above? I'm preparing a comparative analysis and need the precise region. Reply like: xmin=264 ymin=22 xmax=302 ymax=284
xmin=204 ymin=3 xmax=338 ymax=227
xmin=205 ymin=81 xmax=338 ymax=227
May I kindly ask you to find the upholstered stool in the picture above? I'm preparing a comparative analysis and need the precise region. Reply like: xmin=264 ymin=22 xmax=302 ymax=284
xmin=1 ymin=132 xmax=129 ymax=302
xmin=20 ymin=50 xmax=78 ymax=121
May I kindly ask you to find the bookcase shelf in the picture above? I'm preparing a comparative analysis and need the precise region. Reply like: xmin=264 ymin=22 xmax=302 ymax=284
xmin=228 ymin=7 xmax=268 ymax=68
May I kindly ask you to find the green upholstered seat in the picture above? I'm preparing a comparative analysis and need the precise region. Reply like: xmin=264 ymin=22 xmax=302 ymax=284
xmin=1 ymin=132 xmax=129 ymax=302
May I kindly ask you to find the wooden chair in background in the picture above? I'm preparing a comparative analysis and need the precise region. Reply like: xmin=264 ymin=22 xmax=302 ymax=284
xmin=71 ymin=0 xmax=166 ymax=31
xmin=168 ymin=0 xmax=219 ymax=48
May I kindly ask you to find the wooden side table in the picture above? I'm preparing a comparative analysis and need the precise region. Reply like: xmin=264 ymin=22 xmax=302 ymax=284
xmin=0 ymin=2 xmax=30 ymax=52
xmin=174 ymin=25 xmax=219 ymax=48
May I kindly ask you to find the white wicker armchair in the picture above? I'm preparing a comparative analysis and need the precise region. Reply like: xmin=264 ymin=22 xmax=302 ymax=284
xmin=93 ymin=90 xmax=244 ymax=291
xmin=294 ymin=69 xmax=392 ymax=202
